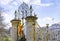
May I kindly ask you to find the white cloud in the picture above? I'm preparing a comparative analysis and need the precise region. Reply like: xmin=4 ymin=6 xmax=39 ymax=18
xmin=22 ymin=0 xmax=30 ymax=3
xmin=2 ymin=12 xmax=10 ymax=23
xmin=17 ymin=0 xmax=30 ymax=3
xmin=11 ymin=1 xmax=18 ymax=6
xmin=1 ymin=12 xmax=12 ymax=28
xmin=14 ymin=0 xmax=53 ymax=7
xmin=0 ymin=0 xmax=12 ymax=5
xmin=30 ymin=0 xmax=41 ymax=5
xmin=29 ymin=0 xmax=53 ymax=7
xmin=37 ymin=17 xmax=54 ymax=27
xmin=0 ymin=0 xmax=53 ymax=7
xmin=43 ymin=17 xmax=53 ymax=22
xmin=40 ymin=3 xmax=53 ymax=7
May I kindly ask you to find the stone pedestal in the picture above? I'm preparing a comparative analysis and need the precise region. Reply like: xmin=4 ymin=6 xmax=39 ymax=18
xmin=11 ymin=19 xmax=21 ymax=41
xmin=25 ymin=16 xmax=37 ymax=41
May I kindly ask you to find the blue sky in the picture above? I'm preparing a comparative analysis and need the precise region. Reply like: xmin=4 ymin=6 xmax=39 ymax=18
xmin=0 ymin=0 xmax=60 ymax=28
